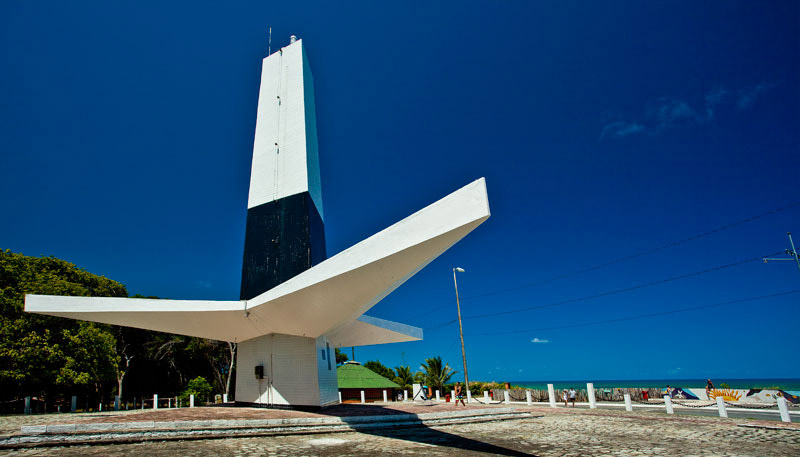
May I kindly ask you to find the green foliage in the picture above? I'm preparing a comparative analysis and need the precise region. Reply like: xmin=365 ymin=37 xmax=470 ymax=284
xmin=418 ymin=356 xmax=456 ymax=392
xmin=719 ymin=382 xmax=730 ymax=389
xmin=364 ymin=360 xmax=395 ymax=381
xmin=393 ymin=365 xmax=414 ymax=391
xmin=58 ymin=322 xmax=119 ymax=389
xmin=180 ymin=376 xmax=214 ymax=404
xmin=335 ymin=348 xmax=348 ymax=365
xmin=0 ymin=249 xmax=126 ymax=400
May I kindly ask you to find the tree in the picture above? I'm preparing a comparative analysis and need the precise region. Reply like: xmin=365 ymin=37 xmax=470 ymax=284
xmin=0 ymin=250 xmax=126 ymax=404
xmin=364 ymin=360 xmax=395 ymax=381
xmin=335 ymin=348 xmax=348 ymax=365
xmin=394 ymin=365 xmax=414 ymax=391
xmin=418 ymin=356 xmax=456 ymax=396
xmin=59 ymin=322 xmax=119 ymax=404
xmin=181 ymin=376 xmax=214 ymax=404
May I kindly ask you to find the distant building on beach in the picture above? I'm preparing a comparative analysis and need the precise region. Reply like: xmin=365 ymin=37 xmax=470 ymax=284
xmin=337 ymin=362 xmax=400 ymax=403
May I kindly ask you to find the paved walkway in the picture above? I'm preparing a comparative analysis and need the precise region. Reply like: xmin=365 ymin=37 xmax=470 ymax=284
xmin=1 ymin=404 xmax=798 ymax=456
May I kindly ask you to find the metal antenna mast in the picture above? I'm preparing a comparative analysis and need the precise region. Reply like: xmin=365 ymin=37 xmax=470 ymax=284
xmin=763 ymin=232 xmax=800 ymax=273
xmin=268 ymin=27 xmax=272 ymax=55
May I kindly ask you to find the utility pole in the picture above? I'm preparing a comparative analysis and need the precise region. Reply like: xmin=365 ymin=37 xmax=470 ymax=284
xmin=763 ymin=232 xmax=800 ymax=273
xmin=453 ymin=267 xmax=470 ymax=396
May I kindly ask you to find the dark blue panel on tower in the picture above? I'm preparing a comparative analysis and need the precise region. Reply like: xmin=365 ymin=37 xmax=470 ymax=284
xmin=240 ymin=192 xmax=326 ymax=300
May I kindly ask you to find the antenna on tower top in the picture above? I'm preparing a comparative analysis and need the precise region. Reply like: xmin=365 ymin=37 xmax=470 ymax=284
xmin=268 ymin=27 xmax=272 ymax=55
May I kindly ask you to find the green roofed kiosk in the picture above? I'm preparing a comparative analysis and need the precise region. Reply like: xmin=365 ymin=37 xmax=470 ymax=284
xmin=337 ymin=362 xmax=400 ymax=403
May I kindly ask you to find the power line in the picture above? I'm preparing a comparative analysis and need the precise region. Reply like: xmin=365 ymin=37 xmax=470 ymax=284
xmin=423 ymin=252 xmax=779 ymax=329
xmin=461 ymin=201 xmax=800 ymax=302
xmin=471 ymin=289 xmax=800 ymax=337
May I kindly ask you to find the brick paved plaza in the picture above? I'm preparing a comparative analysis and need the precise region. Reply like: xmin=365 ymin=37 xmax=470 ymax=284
xmin=1 ymin=404 xmax=798 ymax=456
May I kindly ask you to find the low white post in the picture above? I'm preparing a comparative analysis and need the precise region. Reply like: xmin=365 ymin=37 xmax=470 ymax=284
xmin=548 ymin=384 xmax=556 ymax=408
xmin=24 ymin=397 xmax=31 ymax=414
xmin=360 ymin=390 xmax=365 ymax=404
xmin=223 ymin=394 xmax=228 ymax=403
xmin=98 ymin=402 xmax=102 ymax=412
xmin=526 ymin=390 xmax=532 ymax=406
xmin=664 ymin=395 xmax=674 ymax=414
xmin=404 ymin=390 xmax=408 ymax=401
xmin=114 ymin=395 xmax=120 ymax=411
xmin=190 ymin=394 xmax=195 ymax=408
xmin=436 ymin=390 xmax=441 ymax=401
xmin=153 ymin=394 xmax=158 ymax=409
xmin=383 ymin=390 xmax=388 ymax=402
xmin=503 ymin=390 xmax=510 ymax=404
xmin=71 ymin=395 xmax=77 ymax=412
xmin=777 ymin=397 xmax=791 ymax=423
xmin=338 ymin=392 xmax=342 ymax=403
xmin=716 ymin=396 xmax=727 ymax=418
xmin=451 ymin=390 xmax=455 ymax=401
xmin=466 ymin=390 xmax=472 ymax=404
xmin=624 ymin=393 xmax=632 ymax=412
xmin=484 ymin=391 xmax=489 ymax=403
xmin=587 ymin=383 xmax=597 ymax=409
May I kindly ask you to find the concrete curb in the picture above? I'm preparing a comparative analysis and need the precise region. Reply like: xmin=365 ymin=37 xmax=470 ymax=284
xmin=3 ymin=408 xmax=535 ymax=449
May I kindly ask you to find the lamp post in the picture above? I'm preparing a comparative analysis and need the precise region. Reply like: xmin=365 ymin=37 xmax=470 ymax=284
xmin=453 ymin=267 xmax=470 ymax=399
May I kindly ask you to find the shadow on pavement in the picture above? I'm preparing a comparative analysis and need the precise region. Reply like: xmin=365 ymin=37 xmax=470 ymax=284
xmin=357 ymin=424 xmax=537 ymax=456
xmin=316 ymin=403 xmax=536 ymax=456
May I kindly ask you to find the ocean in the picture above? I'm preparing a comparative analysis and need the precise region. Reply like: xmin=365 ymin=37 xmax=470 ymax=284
xmin=510 ymin=379 xmax=800 ymax=391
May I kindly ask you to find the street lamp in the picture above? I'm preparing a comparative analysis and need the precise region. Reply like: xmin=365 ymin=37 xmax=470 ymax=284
xmin=453 ymin=267 xmax=469 ymax=401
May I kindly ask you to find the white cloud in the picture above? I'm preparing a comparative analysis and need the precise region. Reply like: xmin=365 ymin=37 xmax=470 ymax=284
xmin=737 ymin=82 xmax=777 ymax=110
xmin=531 ymin=338 xmax=549 ymax=343
xmin=600 ymin=121 xmax=645 ymax=140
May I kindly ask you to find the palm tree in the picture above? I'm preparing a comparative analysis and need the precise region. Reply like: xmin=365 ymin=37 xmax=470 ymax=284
xmin=419 ymin=356 xmax=456 ymax=396
xmin=394 ymin=365 xmax=414 ymax=391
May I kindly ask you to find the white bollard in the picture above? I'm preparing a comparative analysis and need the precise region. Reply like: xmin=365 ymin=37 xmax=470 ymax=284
xmin=716 ymin=396 xmax=727 ymax=418
xmin=547 ymin=384 xmax=557 ymax=408
xmin=190 ymin=394 xmax=195 ymax=408
xmin=223 ymin=394 xmax=228 ymax=403
xmin=99 ymin=403 xmax=102 ymax=412
xmin=153 ymin=394 xmax=158 ymax=409
xmin=587 ymin=383 xmax=597 ymax=409
xmin=664 ymin=395 xmax=674 ymax=414
xmin=777 ymin=397 xmax=791 ymax=423
xmin=484 ymin=391 xmax=489 ymax=403
xmin=114 ymin=395 xmax=120 ymax=411
xmin=451 ymin=390 xmax=455 ymax=402
xmin=383 ymin=390 xmax=387 ymax=402
xmin=466 ymin=390 xmax=472 ymax=404
xmin=168 ymin=398 xmax=171 ymax=408
xmin=71 ymin=396 xmax=77 ymax=412
xmin=360 ymin=390 xmax=365 ymax=404
xmin=624 ymin=393 xmax=632 ymax=412
xmin=526 ymin=390 xmax=532 ymax=406
xmin=24 ymin=397 xmax=31 ymax=414
xmin=338 ymin=392 xmax=342 ymax=403
xmin=404 ymin=390 xmax=408 ymax=401
xmin=503 ymin=390 xmax=510 ymax=404
xmin=436 ymin=390 xmax=441 ymax=401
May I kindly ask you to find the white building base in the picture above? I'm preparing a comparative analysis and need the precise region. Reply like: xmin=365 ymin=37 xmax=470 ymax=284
xmin=235 ymin=333 xmax=338 ymax=409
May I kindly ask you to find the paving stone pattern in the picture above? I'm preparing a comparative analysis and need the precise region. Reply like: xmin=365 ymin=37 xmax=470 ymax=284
xmin=2 ymin=406 xmax=798 ymax=456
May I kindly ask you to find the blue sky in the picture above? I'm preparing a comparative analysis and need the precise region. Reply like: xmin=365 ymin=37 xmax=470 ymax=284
xmin=2 ymin=1 xmax=799 ymax=382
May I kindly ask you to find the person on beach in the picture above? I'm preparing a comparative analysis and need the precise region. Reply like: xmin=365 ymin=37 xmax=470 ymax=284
xmin=562 ymin=389 xmax=568 ymax=407
xmin=706 ymin=379 xmax=714 ymax=398
xmin=569 ymin=388 xmax=576 ymax=407
xmin=665 ymin=385 xmax=673 ymax=398
xmin=454 ymin=382 xmax=466 ymax=407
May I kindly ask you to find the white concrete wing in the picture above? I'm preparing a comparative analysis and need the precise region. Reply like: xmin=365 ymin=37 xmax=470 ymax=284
xmin=243 ymin=177 xmax=490 ymax=338
xmin=25 ymin=178 xmax=489 ymax=344
xmin=327 ymin=315 xmax=423 ymax=348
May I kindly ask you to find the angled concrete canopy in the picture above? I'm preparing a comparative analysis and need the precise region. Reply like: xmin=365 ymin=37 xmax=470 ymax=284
xmin=24 ymin=37 xmax=490 ymax=408
xmin=25 ymin=177 xmax=488 ymax=343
